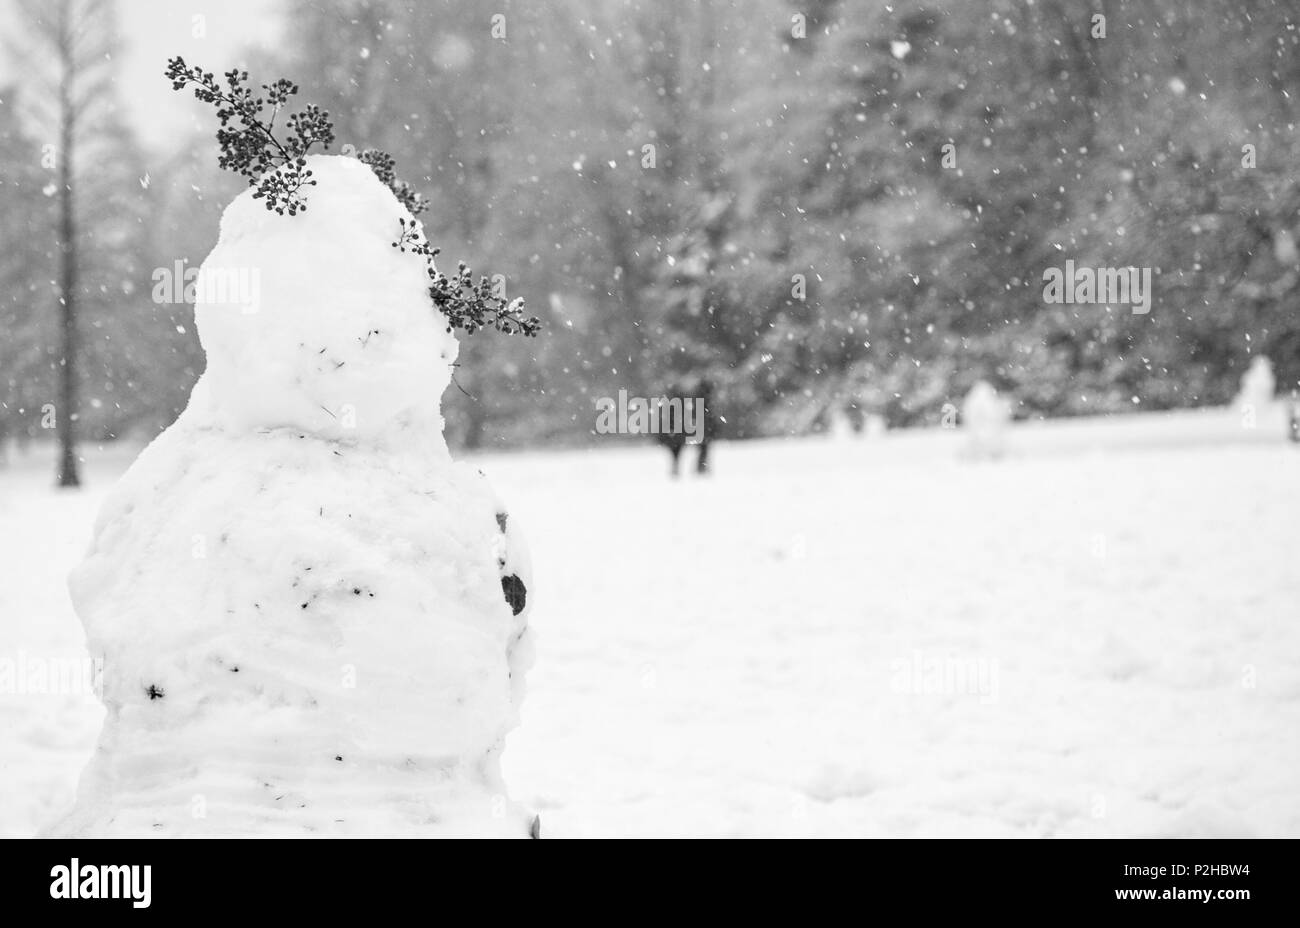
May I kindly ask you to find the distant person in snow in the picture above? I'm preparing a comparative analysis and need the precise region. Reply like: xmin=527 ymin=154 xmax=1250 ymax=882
xmin=656 ymin=379 xmax=715 ymax=478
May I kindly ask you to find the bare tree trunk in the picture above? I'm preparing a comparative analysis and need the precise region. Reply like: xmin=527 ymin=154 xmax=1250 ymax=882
xmin=56 ymin=2 xmax=79 ymax=488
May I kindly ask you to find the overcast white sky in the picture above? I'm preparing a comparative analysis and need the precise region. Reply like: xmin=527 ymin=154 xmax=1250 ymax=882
xmin=119 ymin=0 xmax=286 ymax=150
xmin=1 ymin=0 xmax=286 ymax=151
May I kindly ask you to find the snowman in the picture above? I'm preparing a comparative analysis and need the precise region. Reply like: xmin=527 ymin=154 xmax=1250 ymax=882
xmin=1234 ymin=355 xmax=1276 ymax=427
xmin=48 ymin=155 xmax=535 ymax=837
xmin=826 ymin=406 xmax=855 ymax=440
xmin=961 ymin=380 xmax=1011 ymax=460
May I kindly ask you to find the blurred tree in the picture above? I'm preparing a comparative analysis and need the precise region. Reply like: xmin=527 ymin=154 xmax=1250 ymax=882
xmin=734 ymin=0 xmax=1300 ymax=428
xmin=62 ymin=0 xmax=1296 ymax=449
xmin=7 ymin=0 xmax=136 ymax=485
xmin=0 ymin=82 xmax=54 ymax=459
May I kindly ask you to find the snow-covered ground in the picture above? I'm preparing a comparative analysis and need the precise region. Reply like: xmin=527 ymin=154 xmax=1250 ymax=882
xmin=3 ymin=408 xmax=1298 ymax=837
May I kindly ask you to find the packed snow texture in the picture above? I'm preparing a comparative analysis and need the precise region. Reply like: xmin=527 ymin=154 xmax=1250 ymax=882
xmin=42 ymin=155 xmax=533 ymax=836
xmin=194 ymin=155 xmax=458 ymax=442
xmin=2 ymin=409 xmax=1297 ymax=837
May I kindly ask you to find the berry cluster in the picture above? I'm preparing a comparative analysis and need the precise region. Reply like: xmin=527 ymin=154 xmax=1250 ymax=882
xmin=391 ymin=220 xmax=540 ymax=337
xmin=360 ymin=150 xmax=428 ymax=217
xmin=165 ymin=57 xmax=334 ymax=215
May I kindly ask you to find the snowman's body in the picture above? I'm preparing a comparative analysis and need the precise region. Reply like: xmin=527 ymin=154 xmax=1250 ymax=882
xmin=50 ymin=157 xmax=533 ymax=836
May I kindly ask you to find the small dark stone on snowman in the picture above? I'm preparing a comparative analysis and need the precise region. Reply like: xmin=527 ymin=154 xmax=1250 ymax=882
xmin=501 ymin=574 xmax=527 ymax=616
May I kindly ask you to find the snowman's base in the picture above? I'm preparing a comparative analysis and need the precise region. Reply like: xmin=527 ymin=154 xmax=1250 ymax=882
xmin=54 ymin=420 xmax=533 ymax=839
xmin=49 ymin=764 xmax=535 ymax=837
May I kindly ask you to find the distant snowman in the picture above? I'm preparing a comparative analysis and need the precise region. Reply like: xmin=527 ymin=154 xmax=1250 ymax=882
xmin=48 ymin=155 xmax=535 ymax=837
xmin=962 ymin=380 xmax=1011 ymax=459
xmin=1234 ymin=356 xmax=1276 ymax=429
xmin=826 ymin=406 xmax=856 ymax=440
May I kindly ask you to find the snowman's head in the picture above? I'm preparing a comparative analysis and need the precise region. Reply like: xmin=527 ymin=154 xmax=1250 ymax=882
xmin=193 ymin=154 xmax=458 ymax=442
